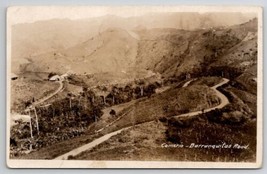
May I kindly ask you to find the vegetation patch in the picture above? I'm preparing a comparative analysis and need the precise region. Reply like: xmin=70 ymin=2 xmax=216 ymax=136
xmin=103 ymin=84 xmax=220 ymax=133
xmin=190 ymin=77 xmax=223 ymax=87
xmin=163 ymin=113 xmax=256 ymax=162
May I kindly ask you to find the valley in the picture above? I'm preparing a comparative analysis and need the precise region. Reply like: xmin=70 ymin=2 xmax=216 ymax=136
xmin=9 ymin=13 xmax=258 ymax=162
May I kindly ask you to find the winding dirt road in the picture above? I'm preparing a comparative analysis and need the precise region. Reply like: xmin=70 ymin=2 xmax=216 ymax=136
xmin=54 ymin=78 xmax=229 ymax=160
xmin=31 ymin=80 xmax=64 ymax=107
xmin=174 ymin=78 xmax=229 ymax=118
xmin=182 ymin=78 xmax=197 ymax=88
xmin=11 ymin=80 xmax=64 ymax=125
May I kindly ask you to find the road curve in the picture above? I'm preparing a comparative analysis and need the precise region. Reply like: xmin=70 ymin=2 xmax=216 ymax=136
xmin=174 ymin=78 xmax=229 ymax=118
xmin=54 ymin=78 xmax=229 ymax=160
xmin=31 ymin=80 xmax=64 ymax=107
xmin=182 ymin=78 xmax=197 ymax=88
xmin=11 ymin=80 xmax=64 ymax=126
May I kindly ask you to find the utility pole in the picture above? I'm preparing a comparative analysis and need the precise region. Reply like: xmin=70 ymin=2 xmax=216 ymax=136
xmin=28 ymin=110 xmax=33 ymax=138
xmin=34 ymin=107 xmax=39 ymax=135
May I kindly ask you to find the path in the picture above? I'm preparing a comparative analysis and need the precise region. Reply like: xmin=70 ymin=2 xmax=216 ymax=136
xmin=89 ymin=100 xmax=137 ymax=134
xmin=126 ymin=30 xmax=140 ymax=40
xmin=95 ymin=79 xmax=189 ymax=133
xmin=174 ymin=78 xmax=229 ymax=118
xmin=182 ymin=78 xmax=197 ymax=87
xmin=30 ymin=80 xmax=64 ymax=107
xmin=11 ymin=80 xmax=64 ymax=125
xmin=155 ymin=86 xmax=171 ymax=94
xmin=54 ymin=127 xmax=130 ymax=160
xmin=54 ymin=78 xmax=230 ymax=160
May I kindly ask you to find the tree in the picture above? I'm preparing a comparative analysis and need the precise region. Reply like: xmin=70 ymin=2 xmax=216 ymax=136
xmin=67 ymin=93 xmax=75 ymax=109
xmin=91 ymin=106 xmax=103 ymax=122
xmin=109 ymin=109 xmax=116 ymax=117
xmin=10 ymin=138 xmax=17 ymax=147
xmin=110 ymin=86 xmax=119 ymax=105
xmin=81 ymin=87 xmax=96 ymax=108
xmin=138 ymin=80 xmax=145 ymax=97
xmin=134 ymin=86 xmax=141 ymax=98
xmin=145 ymin=83 xmax=157 ymax=97
xmin=82 ymin=86 xmax=88 ymax=93
xmin=87 ymin=90 xmax=96 ymax=105
xmin=124 ymin=85 xmax=133 ymax=101
xmin=25 ymin=100 xmax=32 ymax=109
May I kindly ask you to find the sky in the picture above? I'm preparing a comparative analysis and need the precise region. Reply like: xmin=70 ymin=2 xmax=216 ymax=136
xmin=7 ymin=6 xmax=259 ymax=25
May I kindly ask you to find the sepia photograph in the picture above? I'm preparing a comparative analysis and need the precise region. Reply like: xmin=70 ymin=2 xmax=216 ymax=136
xmin=6 ymin=6 xmax=262 ymax=168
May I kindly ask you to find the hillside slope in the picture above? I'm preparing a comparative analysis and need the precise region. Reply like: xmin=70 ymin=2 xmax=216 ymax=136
xmin=11 ymin=12 xmax=255 ymax=64
xmin=136 ymin=18 xmax=257 ymax=80
xmin=13 ymin=18 xmax=257 ymax=82
xmin=23 ymin=28 xmax=139 ymax=74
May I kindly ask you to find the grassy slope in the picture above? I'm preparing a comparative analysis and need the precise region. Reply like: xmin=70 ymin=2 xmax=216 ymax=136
xmin=74 ymin=118 xmax=256 ymax=162
xmin=16 ymin=84 xmax=219 ymax=159
xmin=228 ymin=87 xmax=257 ymax=115
xmin=102 ymin=84 xmax=220 ymax=133
xmin=24 ymin=28 xmax=138 ymax=74
xmin=190 ymin=77 xmax=223 ymax=87
xmin=72 ymin=80 xmax=257 ymax=162
xmin=11 ymin=78 xmax=59 ymax=112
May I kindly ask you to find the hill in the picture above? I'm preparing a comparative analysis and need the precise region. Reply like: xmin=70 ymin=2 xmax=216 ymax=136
xmin=9 ymin=14 xmax=259 ymax=161
xmin=136 ymin=18 xmax=257 ymax=80
xmin=21 ymin=28 xmax=139 ymax=74
xmin=11 ymin=19 xmax=100 ymax=58
xmin=15 ymin=17 xmax=257 ymax=77
xmin=11 ymin=12 xmax=254 ymax=62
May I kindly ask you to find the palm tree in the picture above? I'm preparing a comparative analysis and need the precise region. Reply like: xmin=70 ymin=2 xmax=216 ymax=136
xmin=124 ymin=85 xmax=133 ymax=100
xmin=81 ymin=87 xmax=88 ymax=109
xmin=102 ymin=86 xmax=108 ymax=104
xmin=78 ymin=94 xmax=82 ymax=106
xmin=87 ymin=90 xmax=95 ymax=104
xmin=67 ymin=93 xmax=72 ymax=109
xmin=110 ymin=86 xmax=119 ymax=105
xmin=137 ymin=80 xmax=145 ymax=97
xmin=28 ymin=110 xmax=33 ymax=138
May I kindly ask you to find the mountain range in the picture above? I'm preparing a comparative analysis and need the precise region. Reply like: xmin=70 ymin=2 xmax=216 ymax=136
xmin=11 ymin=13 xmax=257 ymax=82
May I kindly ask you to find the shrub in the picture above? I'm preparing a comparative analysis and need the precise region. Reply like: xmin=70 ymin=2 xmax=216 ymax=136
xmin=159 ymin=117 xmax=168 ymax=123
xmin=109 ymin=109 xmax=116 ymax=116
xmin=68 ymin=155 xmax=75 ymax=160
xmin=165 ymin=128 xmax=181 ymax=144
